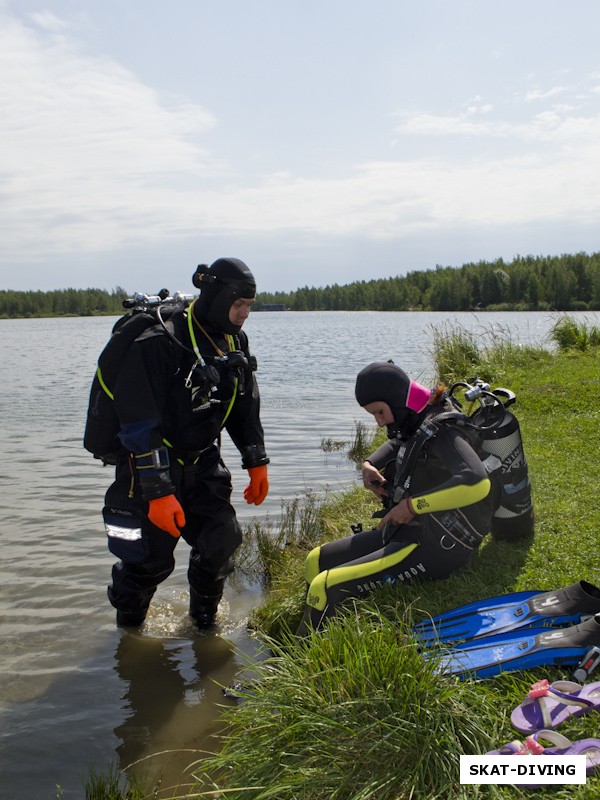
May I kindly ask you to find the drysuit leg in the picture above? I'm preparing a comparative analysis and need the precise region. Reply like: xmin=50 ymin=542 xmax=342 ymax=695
xmin=179 ymin=452 xmax=242 ymax=626
xmin=104 ymin=464 xmax=179 ymax=625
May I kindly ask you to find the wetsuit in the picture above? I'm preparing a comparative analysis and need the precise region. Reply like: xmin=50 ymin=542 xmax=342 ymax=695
xmin=299 ymin=399 xmax=497 ymax=632
xmin=103 ymin=304 xmax=268 ymax=623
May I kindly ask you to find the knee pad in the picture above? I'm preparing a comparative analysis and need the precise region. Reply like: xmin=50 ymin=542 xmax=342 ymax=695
xmin=306 ymin=570 xmax=329 ymax=612
xmin=304 ymin=545 xmax=322 ymax=584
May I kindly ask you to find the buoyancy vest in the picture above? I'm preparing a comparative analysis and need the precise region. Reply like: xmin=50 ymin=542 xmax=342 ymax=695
xmin=83 ymin=303 xmax=245 ymax=464
xmin=84 ymin=308 xmax=176 ymax=464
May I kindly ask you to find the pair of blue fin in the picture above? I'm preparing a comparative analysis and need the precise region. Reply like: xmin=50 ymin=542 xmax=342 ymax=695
xmin=412 ymin=580 xmax=600 ymax=679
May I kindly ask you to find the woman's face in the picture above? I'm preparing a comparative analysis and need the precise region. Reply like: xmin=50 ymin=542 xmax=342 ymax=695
xmin=363 ymin=401 xmax=394 ymax=427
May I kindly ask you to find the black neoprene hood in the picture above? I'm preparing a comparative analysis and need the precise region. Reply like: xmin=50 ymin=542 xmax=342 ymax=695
xmin=195 ymin=257 xmax=256 ymax=334
xmin=355 ymin=360 xmax=432 ymax=438
xmin=355 ymin=361 xmax=408 ymax=416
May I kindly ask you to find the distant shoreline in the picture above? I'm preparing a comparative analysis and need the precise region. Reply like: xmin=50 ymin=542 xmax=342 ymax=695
xmin=2 ymin=306 xmax=598 ymax=321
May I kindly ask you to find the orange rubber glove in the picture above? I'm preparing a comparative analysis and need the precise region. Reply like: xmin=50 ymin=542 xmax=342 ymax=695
xmin=147 ymin=494 xmax=186 ymax=538
xmin=244 ymin=465 xmax=269 ymax=505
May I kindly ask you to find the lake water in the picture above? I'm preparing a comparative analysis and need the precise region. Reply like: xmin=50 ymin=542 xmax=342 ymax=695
xmin=0 ymin=309 xmax=596 ymax=799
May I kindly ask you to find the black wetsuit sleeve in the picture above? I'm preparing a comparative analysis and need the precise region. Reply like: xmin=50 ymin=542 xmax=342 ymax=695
xmin=366 ymin=439 xmax=400 ymax=471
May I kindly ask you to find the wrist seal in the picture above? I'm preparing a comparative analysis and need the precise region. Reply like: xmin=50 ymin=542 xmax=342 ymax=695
xmin=134 ymin=447 xmax=175 ymax=500
xmin=134 ymin=446 xmax=170 ymax=473
xmin=240 ymin=444 xmax=270 ymax=470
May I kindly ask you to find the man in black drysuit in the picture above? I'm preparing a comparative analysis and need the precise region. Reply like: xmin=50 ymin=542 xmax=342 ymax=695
xmin=103 ymin=258 xmax=269 ymax=628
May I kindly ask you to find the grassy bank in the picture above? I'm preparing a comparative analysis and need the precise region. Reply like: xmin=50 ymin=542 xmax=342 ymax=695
xmin=191 ymin=319 xmax=600 ymax=800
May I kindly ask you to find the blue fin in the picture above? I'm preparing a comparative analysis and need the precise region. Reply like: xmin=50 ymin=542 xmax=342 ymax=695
xmin=413 ymin=590 xmax=540 ymax=644
xmin=431 ymin=613 xmax=600 ymax=679
xmin=413 ymin=581 xmax=600 ymax=645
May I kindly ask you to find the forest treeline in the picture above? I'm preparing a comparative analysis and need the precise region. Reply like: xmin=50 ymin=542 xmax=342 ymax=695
xmin=2 ymin=252 xmax=600 ymax=318
xmin=254 ymin=251 xmax=600 ymax=312
xmin=0 ymin=286 xmax=129 ymax=318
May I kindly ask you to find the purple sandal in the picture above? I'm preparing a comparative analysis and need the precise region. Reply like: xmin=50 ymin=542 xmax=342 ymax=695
xmin=511 ymin=679 xmax=600 ymax=734
xmin=489 ymin=728 xmax=591 ymax=755
xmin=487 ymin=729 xmax=600 ymax=787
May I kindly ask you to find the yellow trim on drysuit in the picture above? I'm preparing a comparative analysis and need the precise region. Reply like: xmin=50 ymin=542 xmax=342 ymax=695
xmin=306 ymin=543 xmax=419 ymax=611
xmin=95 ymin=311 xmax=238 ymax=434
xmin=165 ymin=302 xmax=237 ymax=465
xmin=410 ymin=478 xmax=490 ymax=514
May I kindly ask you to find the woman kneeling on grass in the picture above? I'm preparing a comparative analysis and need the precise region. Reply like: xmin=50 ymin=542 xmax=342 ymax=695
xmin=297 ymin=360 xmax=500 ymax=635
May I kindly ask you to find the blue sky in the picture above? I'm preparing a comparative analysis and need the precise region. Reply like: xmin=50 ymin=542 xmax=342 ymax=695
xmin=2 ymin=0 xmax=600 ymax=294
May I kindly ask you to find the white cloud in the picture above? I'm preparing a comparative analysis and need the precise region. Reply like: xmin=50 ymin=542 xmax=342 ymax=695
xmin=29 ymin=10 xmax=71 ymax=33
xmin=394 ymin=111 xmax=506 ymax=137
xmin=197 ymin=145 xmax=600 ymax=238
xmin=525 ymin=85 xmax=567 ymax=101
xmin=394 ymin=95 xmax=600 ymax=146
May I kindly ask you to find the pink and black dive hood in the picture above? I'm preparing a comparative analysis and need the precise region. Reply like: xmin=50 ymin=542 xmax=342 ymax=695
xmin=354 ymin=360 xmax=432 ymax=439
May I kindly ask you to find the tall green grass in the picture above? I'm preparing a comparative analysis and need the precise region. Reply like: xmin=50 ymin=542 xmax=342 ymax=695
xmin=321 ymin=418 xmax=380 ymax=467
xmin=550 ymin=315 xmax=600 ymax=351
xmin=347 ymin=419 xmax=375 ymax=466
xmin=193 ymin=610 xmax=506 ymax=800
xmin=429 ymin=318 xmax=550 ymax=387
xmin=53 ymin=763 xmax=148 ymax=800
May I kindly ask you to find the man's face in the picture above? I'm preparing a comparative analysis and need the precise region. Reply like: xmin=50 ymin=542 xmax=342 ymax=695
xmin=228 ymin=297 xmax=255 ymax=328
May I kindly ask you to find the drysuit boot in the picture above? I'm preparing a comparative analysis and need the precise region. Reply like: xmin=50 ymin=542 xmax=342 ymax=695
xmin=108 ymin=585 xmax=150 ymax=628
xmin=116 ymin=608 xmax=147 ymax=628
xmin=189 ymin=586 xmax=222 ymax=629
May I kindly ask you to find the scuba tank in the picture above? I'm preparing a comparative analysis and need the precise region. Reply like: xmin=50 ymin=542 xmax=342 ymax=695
xmin=449 ymin=379 xmax=535 ymax=541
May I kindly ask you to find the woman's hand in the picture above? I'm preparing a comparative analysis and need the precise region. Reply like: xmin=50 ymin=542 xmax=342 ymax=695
xmin=362 ymin=461 xmax=388 ymax=498
xmin=376 ymin=497 xmax=415 ymax=530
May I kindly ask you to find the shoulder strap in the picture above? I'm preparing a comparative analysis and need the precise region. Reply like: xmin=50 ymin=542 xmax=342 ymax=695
xmin=390 ymin=409 xmax=474 ymax=504
xmin=391 ymin=417 xmax=439 ymax=503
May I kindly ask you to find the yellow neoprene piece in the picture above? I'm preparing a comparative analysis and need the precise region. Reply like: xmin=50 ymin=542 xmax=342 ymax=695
xmin=411 ymin=478 xmax=491 ymax=514
xmin=219 ymin=331 xmax=238 ymax=426
xmin=304 ymin=545 xmax=322 ymax=584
